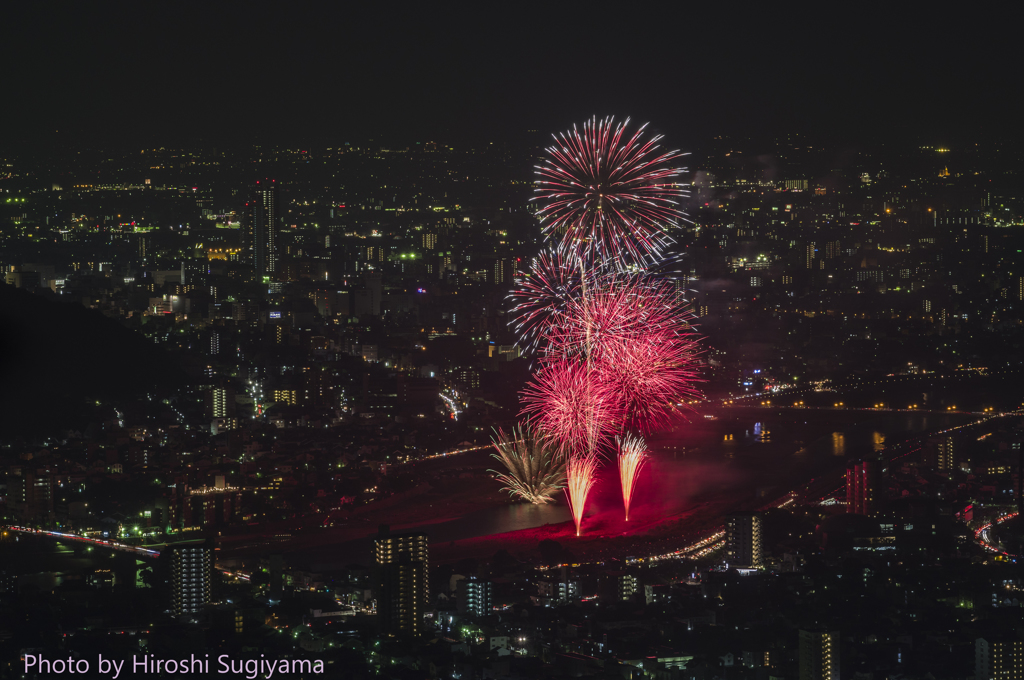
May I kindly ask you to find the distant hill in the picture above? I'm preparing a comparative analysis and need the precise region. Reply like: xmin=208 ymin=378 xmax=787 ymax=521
xmin=0 ymin=285 xmax=183 ymax=440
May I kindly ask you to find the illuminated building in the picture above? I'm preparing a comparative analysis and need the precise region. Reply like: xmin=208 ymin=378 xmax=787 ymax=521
xmin=422 ymin=233 xmax=437 ymax=250
xmin=6 ymin=467 xmax=53 ymax=521
xmin=806 ymin=243 xmax=815 ymax=269
xmin=169 ymin=540 xmax=213 ymax=617
xmin=456 ymin=578 xmax=493 ymax=618
xmin=725 ymin=512 xmax=762 ymax=569
xmin=975 ymin=637 xmax=1024 ymax=680
xmin=846 ymin=456 xmax=882 ymax=516
xmin=492 ymin=257 xmax=513 ymax=285
xmin=205 ymin=387 xmax=235 ymax=420
xmin=936 ymin=437 xmax=956 ymax=472
xmin=272 ymin=388 xmax=297 ymax=406
xmin=799 ymin=630 xmax=839 ymax=680
xmin=375 ymin=525 xmax=429 ymax=636
xmin=243 ymin=181 xmax=278 ymax=280
xmin=618 ymin=573 xmax=640 ymax=601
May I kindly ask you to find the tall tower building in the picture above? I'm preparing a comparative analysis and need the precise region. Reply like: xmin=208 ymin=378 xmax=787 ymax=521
xmin=492 ymin=257 xmax=513 ymax=285
xmin=846 ymin=456 xmax=883 ymax=516
xmin=936 ymin=437 xmax=956 ymax=472
xmin=244 ymin=181 xmax=279 ymax=281
xmin=975 ymin=637 xmax=1024 ymax=680
xmin=799 ymin=630 xmax=839 ymax=680
xmin=456 ymin=578 xmax=493 ymax=618
xmin=169 ymin=540 xmax=213 ymax=617
xmin=725 ymin=512 xmax=762 ymax=569
xmin=375 ymin=526 xmax=429 ymax=636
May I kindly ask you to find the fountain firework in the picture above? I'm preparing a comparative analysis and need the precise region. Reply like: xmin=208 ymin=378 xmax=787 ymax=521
xmin=489 ymin=424 xmax=566 ymax=505
xmin=617 ymin=433 xmax=649 ymax=521
xmin=565 ymin=454 xmax=600 ymax=536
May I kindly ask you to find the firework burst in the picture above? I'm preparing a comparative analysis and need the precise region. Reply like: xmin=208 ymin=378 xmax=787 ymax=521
xmin=617 ymin=433 xmax=649 ymax=521
xmin=489 ymin=424 xmax=566 ymax=504
xmin=597 ymin=330 xmax=702 ymax=430
xmin=534 ymin=116 xmax=688 ymax=266
xmin=565 ymin=454 xmax=599 ymax=536
xmin=507 ymin=245 xmax=587 ymax=355
xmin=544 ymin=274 xmax=690 ymax=363
xmin=520 ymin=359 xmax=623 ymax=454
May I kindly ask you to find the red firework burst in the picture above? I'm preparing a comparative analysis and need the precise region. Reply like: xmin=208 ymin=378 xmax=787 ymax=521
xmin=534 ymin=116 xmax=688 ymax=265
xmin=617 ymin=433 xmax=648 ymax=521
xmin=544 ymin=274 xmax=689 ymax=363
xmin=519 ymin=359 xmax=623 ymax=455
xmin=507 ymin=246 xmax=587 ymax=354
xmin=597 ymin=331 xmax=702 ymax=430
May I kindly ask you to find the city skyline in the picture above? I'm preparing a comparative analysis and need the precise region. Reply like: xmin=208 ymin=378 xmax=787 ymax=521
xmin=2 ymin=7 xmax=1024 ymax=679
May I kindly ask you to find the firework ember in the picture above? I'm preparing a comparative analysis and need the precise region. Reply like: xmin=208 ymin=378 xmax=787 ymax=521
xmin=617 ymin=433 xmax=649 ymax=521
xmin=489 ymin=424 xmax=566 ymax=505
xmin=565 ymin=454 xmax=599 ymax=536
xmin=533 ymin=116 xmax=688 ymax=266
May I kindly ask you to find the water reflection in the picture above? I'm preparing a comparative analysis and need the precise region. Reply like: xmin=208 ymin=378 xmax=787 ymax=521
xmin=832 ymin=432 xmax=846 ymax=456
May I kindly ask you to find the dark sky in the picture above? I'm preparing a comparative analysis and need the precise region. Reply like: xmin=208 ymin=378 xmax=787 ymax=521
xmin=2 ymin=3 xmax=1020 ymax=150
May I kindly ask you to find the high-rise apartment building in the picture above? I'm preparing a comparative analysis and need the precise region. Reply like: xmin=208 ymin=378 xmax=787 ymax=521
xmin=725 ymin=512 xmax=762 ymax=569
xmin=937 ymin=437 xmax=956 ymax=472
xmin=456 ymin=578 xmax=493 ymax=618
xmin=618 ymin=573 xmax=640 ymax=601
xmin=243 ymin=181 xmax=278 ymax=281
xmin=375 ymin=526 xmax=429 ymax=636
xmin=492 ymin=257 xmax=513 ymax=285
xmin=975 ymin=637 xmax=1024 ymax=680
xmin=846 ymin=456 xmax=882 ymax=515
xmin=169 ymin=540 xmax=213 ymax=617
xmin=205 ymin=387 xmax=235 ymax=420
xmin=799 ymin=630 xmax=839 ymax=680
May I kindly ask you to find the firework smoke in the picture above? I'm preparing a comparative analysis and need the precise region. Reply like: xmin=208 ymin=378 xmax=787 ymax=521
xmin=489 ymin=424 xmax=566 ymax=505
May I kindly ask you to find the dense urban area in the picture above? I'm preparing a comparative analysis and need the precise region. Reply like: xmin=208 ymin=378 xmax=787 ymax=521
xmin=2 ymin=134 xmax=1024 ymax=679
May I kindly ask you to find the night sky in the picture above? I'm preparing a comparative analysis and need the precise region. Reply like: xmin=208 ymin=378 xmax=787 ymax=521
xmin=2 ymin=3 xmax=1020 ymax=150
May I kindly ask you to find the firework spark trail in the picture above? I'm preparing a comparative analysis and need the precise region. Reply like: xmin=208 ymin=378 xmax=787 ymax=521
xmin=489 ymin=424 xmax=566 ymax=504
xmin=565 ymin=454 xmax=599 ymax=536
xmin=533 ymin=116 xmax=689 ymax=266
xmin=617 ymin=433 xmax=649 ymax=521
xmin=520 ymin=359 xmax=623 ymax=454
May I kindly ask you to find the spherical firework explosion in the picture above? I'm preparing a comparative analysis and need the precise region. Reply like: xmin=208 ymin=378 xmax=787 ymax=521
xmin=508 ymin=246 xmax=588 ymax=355
xmin=520 ymin=359 xmax=623 ymax=455
xmin=543 ymin=274 xmax=690 ymax=364
xmin=616 ymin=433 xmax=649 ymax=521
xmin=533 ymin=116 xmax=688 ymax=266
xmin=596 ymin=330 xmax=702 ymax=431
xmin=488 ymin=424 xmax=566 ymax=505
xmin=565 ymin=454 xmax=599 ymax=536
